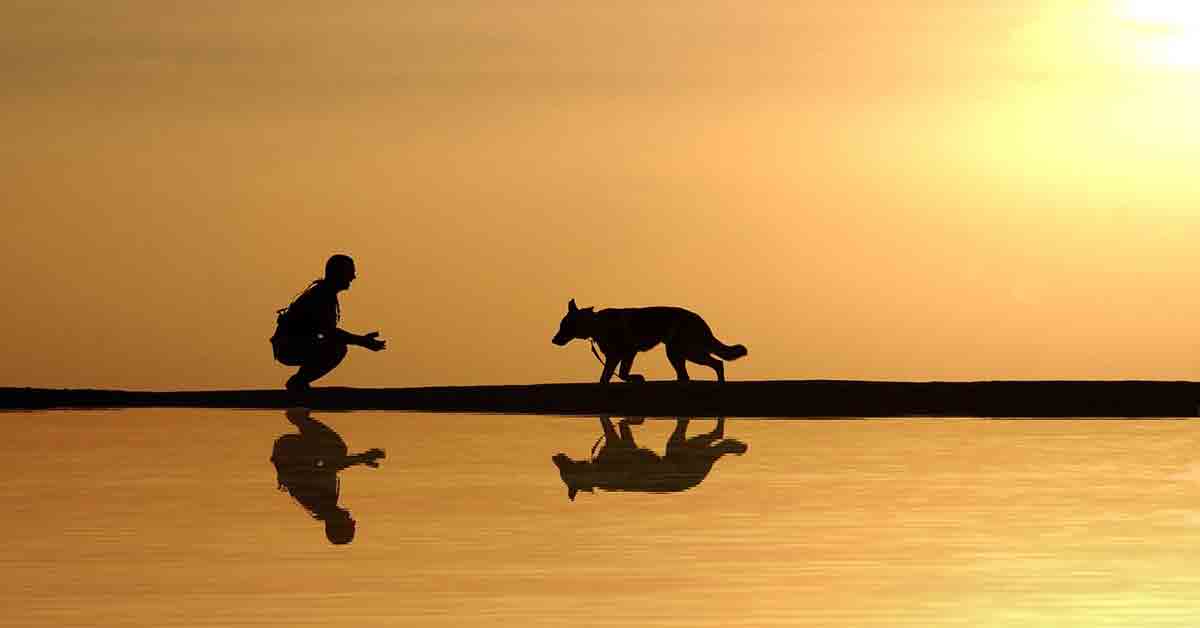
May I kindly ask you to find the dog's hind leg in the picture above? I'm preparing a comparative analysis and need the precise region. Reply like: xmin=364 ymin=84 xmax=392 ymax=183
xmin=690 ymin=352 xmax=725 ymax=383
xmin=665 ymin=419 xmax=690 ymax=457
xmin=666 ymin=344 xmax=690 ymax=381
xmin=687 ymin=417 xmax=724 ymax=448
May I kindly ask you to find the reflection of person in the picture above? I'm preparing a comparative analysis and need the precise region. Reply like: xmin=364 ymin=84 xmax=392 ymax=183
xmin=270 ymin=254 xmax=386 ymax=391
xmin=552 ymin=417 xmax=748 ymax=500
xmin=270 ymin=408 xmax=385 ymax=544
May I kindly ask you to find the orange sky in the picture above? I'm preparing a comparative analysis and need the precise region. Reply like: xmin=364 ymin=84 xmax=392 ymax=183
xmin=4 ymin=1 xmax=1199 ymax=389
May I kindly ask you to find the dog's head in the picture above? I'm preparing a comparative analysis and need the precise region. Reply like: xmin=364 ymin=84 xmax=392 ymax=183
xmin=552 ymin=298 xmax=593 ymax=346
xmin=552 ymin=453 xmax=596 ymax=501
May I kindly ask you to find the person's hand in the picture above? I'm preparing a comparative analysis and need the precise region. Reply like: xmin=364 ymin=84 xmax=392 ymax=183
xmin=362 ymin=448 xmax=386 ymax=468
xmin=361 ymin=331 xmax=386 ymax=351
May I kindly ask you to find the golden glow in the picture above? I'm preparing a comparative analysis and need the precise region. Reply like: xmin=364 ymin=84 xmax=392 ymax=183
xmin=2 ymin=3 xmax=1200 ymax=389
xmin=1119 ymin=0 xmax=1200 ymax=67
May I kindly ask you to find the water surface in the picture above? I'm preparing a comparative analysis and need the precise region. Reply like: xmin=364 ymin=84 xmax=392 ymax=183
xmin=4 ymin=410 xmax=1199 ymax=627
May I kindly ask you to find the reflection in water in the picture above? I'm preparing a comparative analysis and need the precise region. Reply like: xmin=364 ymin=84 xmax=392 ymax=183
xmin=552 ymin=417 xmax=748 ymax=500
xmin=269 ymin=408 xmax=385 ymax=544
xmin=13 ymin=412 xmax=1200 ymax=627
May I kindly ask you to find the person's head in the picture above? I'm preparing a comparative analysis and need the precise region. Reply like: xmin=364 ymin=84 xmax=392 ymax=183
xmin=324 ymin=508 xmax=356 ymax=545
xmin=323 ymin=254 xmax=356 ymax=292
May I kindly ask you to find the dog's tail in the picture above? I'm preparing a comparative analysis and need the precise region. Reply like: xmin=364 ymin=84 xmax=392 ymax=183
xmin=712 ymin=340 xmax=748 ymax=361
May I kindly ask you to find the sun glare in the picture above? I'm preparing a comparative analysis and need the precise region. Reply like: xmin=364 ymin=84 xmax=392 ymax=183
xmin=1118 ymin=0 xmax=1200 ymax=67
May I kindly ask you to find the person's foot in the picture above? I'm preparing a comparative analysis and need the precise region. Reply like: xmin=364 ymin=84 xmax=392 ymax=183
xmin=285 ymin=375 xmax=310 ymax=392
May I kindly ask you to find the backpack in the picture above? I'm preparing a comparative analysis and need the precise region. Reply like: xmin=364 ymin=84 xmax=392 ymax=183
xmin=271 ymin=306 xmax=292 ymax=341
xmin=270 ymin=280 xmax=320 ymax=341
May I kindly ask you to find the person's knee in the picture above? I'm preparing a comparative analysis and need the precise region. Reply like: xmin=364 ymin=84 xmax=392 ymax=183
xmin=320 ymin=342 xmax=348 ymax=369
xmin=305 ymin=340 xmax=347 ymax=368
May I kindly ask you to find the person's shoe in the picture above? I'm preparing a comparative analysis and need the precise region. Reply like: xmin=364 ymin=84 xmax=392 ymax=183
xmin=285 ymin=375 xmax=310 ymax=392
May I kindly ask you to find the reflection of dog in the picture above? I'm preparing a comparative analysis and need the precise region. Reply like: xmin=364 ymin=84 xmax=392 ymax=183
xmin=551 ymin=417 xmax=748 ymax=500
xmin=551 ymin=299 xmax=747 ymax=383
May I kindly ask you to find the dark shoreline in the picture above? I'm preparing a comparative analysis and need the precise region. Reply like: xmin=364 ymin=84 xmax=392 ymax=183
xmin=2 ymin=380 xmax=1198 ymax=417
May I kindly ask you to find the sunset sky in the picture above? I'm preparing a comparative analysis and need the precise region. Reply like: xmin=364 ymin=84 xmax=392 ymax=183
xmin=4 ymin=1 xmax=1199 ymax=390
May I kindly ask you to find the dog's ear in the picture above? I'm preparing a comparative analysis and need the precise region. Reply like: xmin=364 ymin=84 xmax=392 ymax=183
xmin=568 ymin=298 xmax=577 ymax=313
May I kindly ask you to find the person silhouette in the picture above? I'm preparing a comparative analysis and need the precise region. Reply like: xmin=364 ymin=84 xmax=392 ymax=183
xmin=270 ymin=408 xmax=386 ymax=545
xmin=271 ymin=254 xmax=386 ymax=391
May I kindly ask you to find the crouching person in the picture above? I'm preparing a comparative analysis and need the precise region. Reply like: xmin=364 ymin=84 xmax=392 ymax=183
xmin=271 ymin=254 xmax=386 ymax=391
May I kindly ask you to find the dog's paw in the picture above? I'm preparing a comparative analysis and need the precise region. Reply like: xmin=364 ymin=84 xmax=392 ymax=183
xmin=626 ymin=374 xmax=646 ymax=383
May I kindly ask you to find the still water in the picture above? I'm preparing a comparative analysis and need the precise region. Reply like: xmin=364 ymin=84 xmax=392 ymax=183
xmin=4 ymin=410 xmax=1200 ymax=627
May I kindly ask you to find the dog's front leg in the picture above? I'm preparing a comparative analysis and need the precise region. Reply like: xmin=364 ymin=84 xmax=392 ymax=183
xmin=617 ymin=353 xmax=644 ymax=383
xmin=599 ymin=417 xmax=619 ymax=441
xmin=599 ymin=356 xmax=618 ymax=383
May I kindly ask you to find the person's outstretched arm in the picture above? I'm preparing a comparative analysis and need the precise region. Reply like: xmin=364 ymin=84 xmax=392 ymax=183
xmin=333 ymin=448 xmax=386 ymax=471
xmin=309 ymin=292 xmax=386 ymax=350
xmin=324 ymin=327 xmax=386 ymax=350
